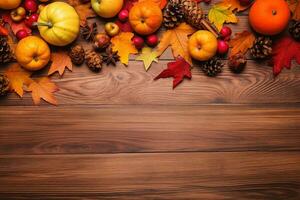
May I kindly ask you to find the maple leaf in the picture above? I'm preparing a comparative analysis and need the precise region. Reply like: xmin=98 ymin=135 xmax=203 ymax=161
xmin=27 ymin=77 xmax=59 ymax=105
xmin=2 ymin=13 xmax=31 ymax=35
xmin=154 ymin=57 xmax=192 ymax=89
xmin=68 ymin=0 xmax=96 ymax=26
xmin=48 ymin=50 xmax=72 ymax=76
xmin=4 ymin=64 xmax=33 ymax=97
xmin=0 ymin=24 xmax=8 ymax=36
xmin=220 ymin=0 xmax=250 ymax=12
xmin=136 ymin=47 xmax=159 ymax=71
xmin=208 ymin=3 xmax=238 ymax=31
xmin=272 ymin=36 xmax=300 ymax=76
xmin=287 ymin=0 xmax=300 ymax=20
xmin=139 ymin=0 xmax=167 ymax=9
xmin=229 ymin=30 xmax=255 ymax=56
xmin=157 ymin=23 xmax=196 ymax=64
xmin=111 ymin=32 xmax=138 ymax=65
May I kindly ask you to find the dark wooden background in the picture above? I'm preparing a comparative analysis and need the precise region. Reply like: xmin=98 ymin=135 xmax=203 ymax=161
xmin=1 ymin=1 xmax=300 ymax=199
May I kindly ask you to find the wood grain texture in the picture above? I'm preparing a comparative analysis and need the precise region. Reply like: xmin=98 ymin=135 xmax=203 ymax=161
xmin=0 ymin=105 xmax=300 ymax=154
xmin=0 ymin=152 xmax=300 ymax=199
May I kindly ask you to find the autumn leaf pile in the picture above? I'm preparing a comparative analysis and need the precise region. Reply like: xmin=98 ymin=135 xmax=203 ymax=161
xmin=1 ymin=0 xmax=300 ymax=106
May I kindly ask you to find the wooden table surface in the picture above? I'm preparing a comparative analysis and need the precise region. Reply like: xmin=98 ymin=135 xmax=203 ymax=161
xmin=1 ymin=2 xmax=300 ymax=199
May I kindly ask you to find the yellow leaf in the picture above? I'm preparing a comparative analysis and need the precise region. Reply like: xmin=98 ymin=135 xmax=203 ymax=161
xmin=27 ymin=77 xmax=59 ymax=105
xmin=68 ymin=0 xmax=96 ymax=26
xmin=220 ymin=0 xmax=250 ymax=12
xmin=157 ymin=23 xmax=196 ymax=64
xmin=208 ymin=3 xmax=238 ymax=31
xmin=111 ymin=32 xmax=138 ymax=65
xmin=4 ymin=64 xmax=32 ymax=97
xmin=229 ymin=30 xmax=255 ymax=56
xmin=136 ymin=47 xmax=159 ymax=71
xmin=288 ymin=0 xmax=300 ymax=21
xmin=48 ymin=50 xmax=72 ymax=76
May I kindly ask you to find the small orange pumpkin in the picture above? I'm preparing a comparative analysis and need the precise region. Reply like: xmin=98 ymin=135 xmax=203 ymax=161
xmin=129 ymin=1 xmax=163 ymax=36
xmin=249 ymin=0 xmax=290 ymax=35
xmin=15 ymin=36 xmax=51 ymax=71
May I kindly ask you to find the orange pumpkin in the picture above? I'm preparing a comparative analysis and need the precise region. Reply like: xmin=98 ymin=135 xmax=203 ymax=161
xmin=15 ymin=36 xmax=51 ymax=71
xmin=249 ymin=0 xmax=290 ymax=35
xmin=129 ymin=1 xmax=163 ymax=35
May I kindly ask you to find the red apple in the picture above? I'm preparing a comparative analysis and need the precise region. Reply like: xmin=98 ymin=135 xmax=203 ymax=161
xmin=24 ymin=0 xmax=38 ymax=13
xmin=118 ymin=9 xmax=129 ymax=22
xmin=217 ymin=40 xmax=229 ymax=55
xmin=25 ymin=13 xmax=39 ymax=28
xmin=220 ymin=26 xmax=232 ymax=41
xmin=16 ymin=29 xmax=29 ymax=40
xmin=132 ymin=36 xmax=144 ymax=50
xmin=146 ymin=34 xmax=158 ymax=47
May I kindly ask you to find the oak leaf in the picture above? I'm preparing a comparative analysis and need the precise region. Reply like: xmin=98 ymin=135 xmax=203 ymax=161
xmin=136 ymin=47 xmax=159 ymax=71
xmin=48 ymin=50 xmax=72 ymax=76
xmin=272 ymin=36 xmax=300 ymax=76
xmin=157 ymin=23 xmax=196 ymax=64
xmin=111 ymin=32 xmax=138 ymax=65
xmin=229 ymin=30 xmax=255 ymax=56
xmin=68 ymin=0 xmax=96 ymax=26
xmin=208 ymin=3 xmax=238 ymax=31
xmin=27 ymin=77 xmax=59 ymax=105
xmin=4 ymin=64 xmax=33 ymax=97
xmin=154 ymin=57 xmax=191 ymax=89
xmin=220 ymin=0 xmax=250 ymax=12
xmin=288 ymin=0 xmax=300 ymax=20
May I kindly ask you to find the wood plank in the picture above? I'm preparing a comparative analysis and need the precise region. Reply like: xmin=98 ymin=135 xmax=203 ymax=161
xmin=0 ymin=105 xmax=300 ymax=154
xmin=1 ymin=60 xmax=300 ymax=106
xmin=0 ymin=152 xmax=299 ymax=199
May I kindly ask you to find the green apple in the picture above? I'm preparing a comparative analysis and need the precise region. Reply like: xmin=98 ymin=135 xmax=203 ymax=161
xmin=91 ymin=0 xmax=123 ymax=18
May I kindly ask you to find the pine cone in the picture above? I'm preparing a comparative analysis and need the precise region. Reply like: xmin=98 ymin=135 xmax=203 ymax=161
xmin=289 ymin=20 xmax=300 ymax=41
xmin=85 ymin=49 xmax=102 ymax=72
xmin=0 ymin=36 xmax=14 ymax=64
xmin=201 ymin=57 xmax=223 ymax=77
xmin=250 ymin=36 xmax=272 ymax=59
xmin=228 ymin=53 xmax=247 ymax=73
xmin=102 ymin=46 xmax=120 ymax=66
xmin=0 ymin=74 xmax=10 ymax=96
xmin=69 ymin=45 xmax=85 ymax=65
xmin=163 ymin=0 xmax=184 ymax=29
xmin=181 ymin=0 xmax=203 ymax=29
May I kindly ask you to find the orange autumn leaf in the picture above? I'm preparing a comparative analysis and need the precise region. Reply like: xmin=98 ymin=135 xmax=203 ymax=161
xmin=5 ymin=64 xmax=32 ymax=97
xmin=48 ymin=50 xmax=72 ymax=76
xmin=139 ymin=0 xmax=167 ymax=9
xmin=220 ymin=0 xmax=250 ymax=12
xmin=288 ymin=0 xmax=300 ymax=20
xmin=27 ymin=77 xmax=59 ymax=105
xmin=68 ymin=0 xmax=96 ymax=26
xmin=111 ymin=32 xmax=138 ymax=65
xmin=229 ymin=30 xmax=255 ymax=56
xmin=157 ymin=23 xmax=196 ymax=64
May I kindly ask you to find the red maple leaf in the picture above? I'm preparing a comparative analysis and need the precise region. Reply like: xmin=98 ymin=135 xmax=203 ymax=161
xmin=272 ymin=36 xmax=300 ymax=76
xmin=2 ymin=12 xmax=31 ymax=35
xmin=154 ymin=57 xmax=192 ymax=89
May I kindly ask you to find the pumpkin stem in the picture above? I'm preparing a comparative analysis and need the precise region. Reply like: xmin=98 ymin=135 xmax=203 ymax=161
xmin=272 ymin=10 xmax=277 ymax=15
xmin=33 ymin=22 xmax=53 ymax=28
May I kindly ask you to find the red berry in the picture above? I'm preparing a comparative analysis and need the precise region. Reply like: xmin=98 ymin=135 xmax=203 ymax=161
xmin=24 ymin=13 xmax=39 ymax=28
xmin=146 ymin=34 xmax=158 ymax=47
xmin=217 ymin=40 xmax=229 ymax=55
xmin=24 ymin=0 xmax=38 ymax=13
xmin=16 ymin=29 xmax=29 ymax=40
xmin=118 ymin=10 xmax=129 ymax=22
xmin=220 ymin=26 xmax=232 ymax=41
xmin=132 ymin=36 xmax=144 ymax=50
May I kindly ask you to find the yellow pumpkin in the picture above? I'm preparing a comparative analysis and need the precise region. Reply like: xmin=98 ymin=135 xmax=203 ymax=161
xmin=15 ymin=36 xmax=51 ymax=71
xmin=0 ymin=0 xmax=21 ymax=10
xmin=37 ymin=2 xmax=80 ymax=46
